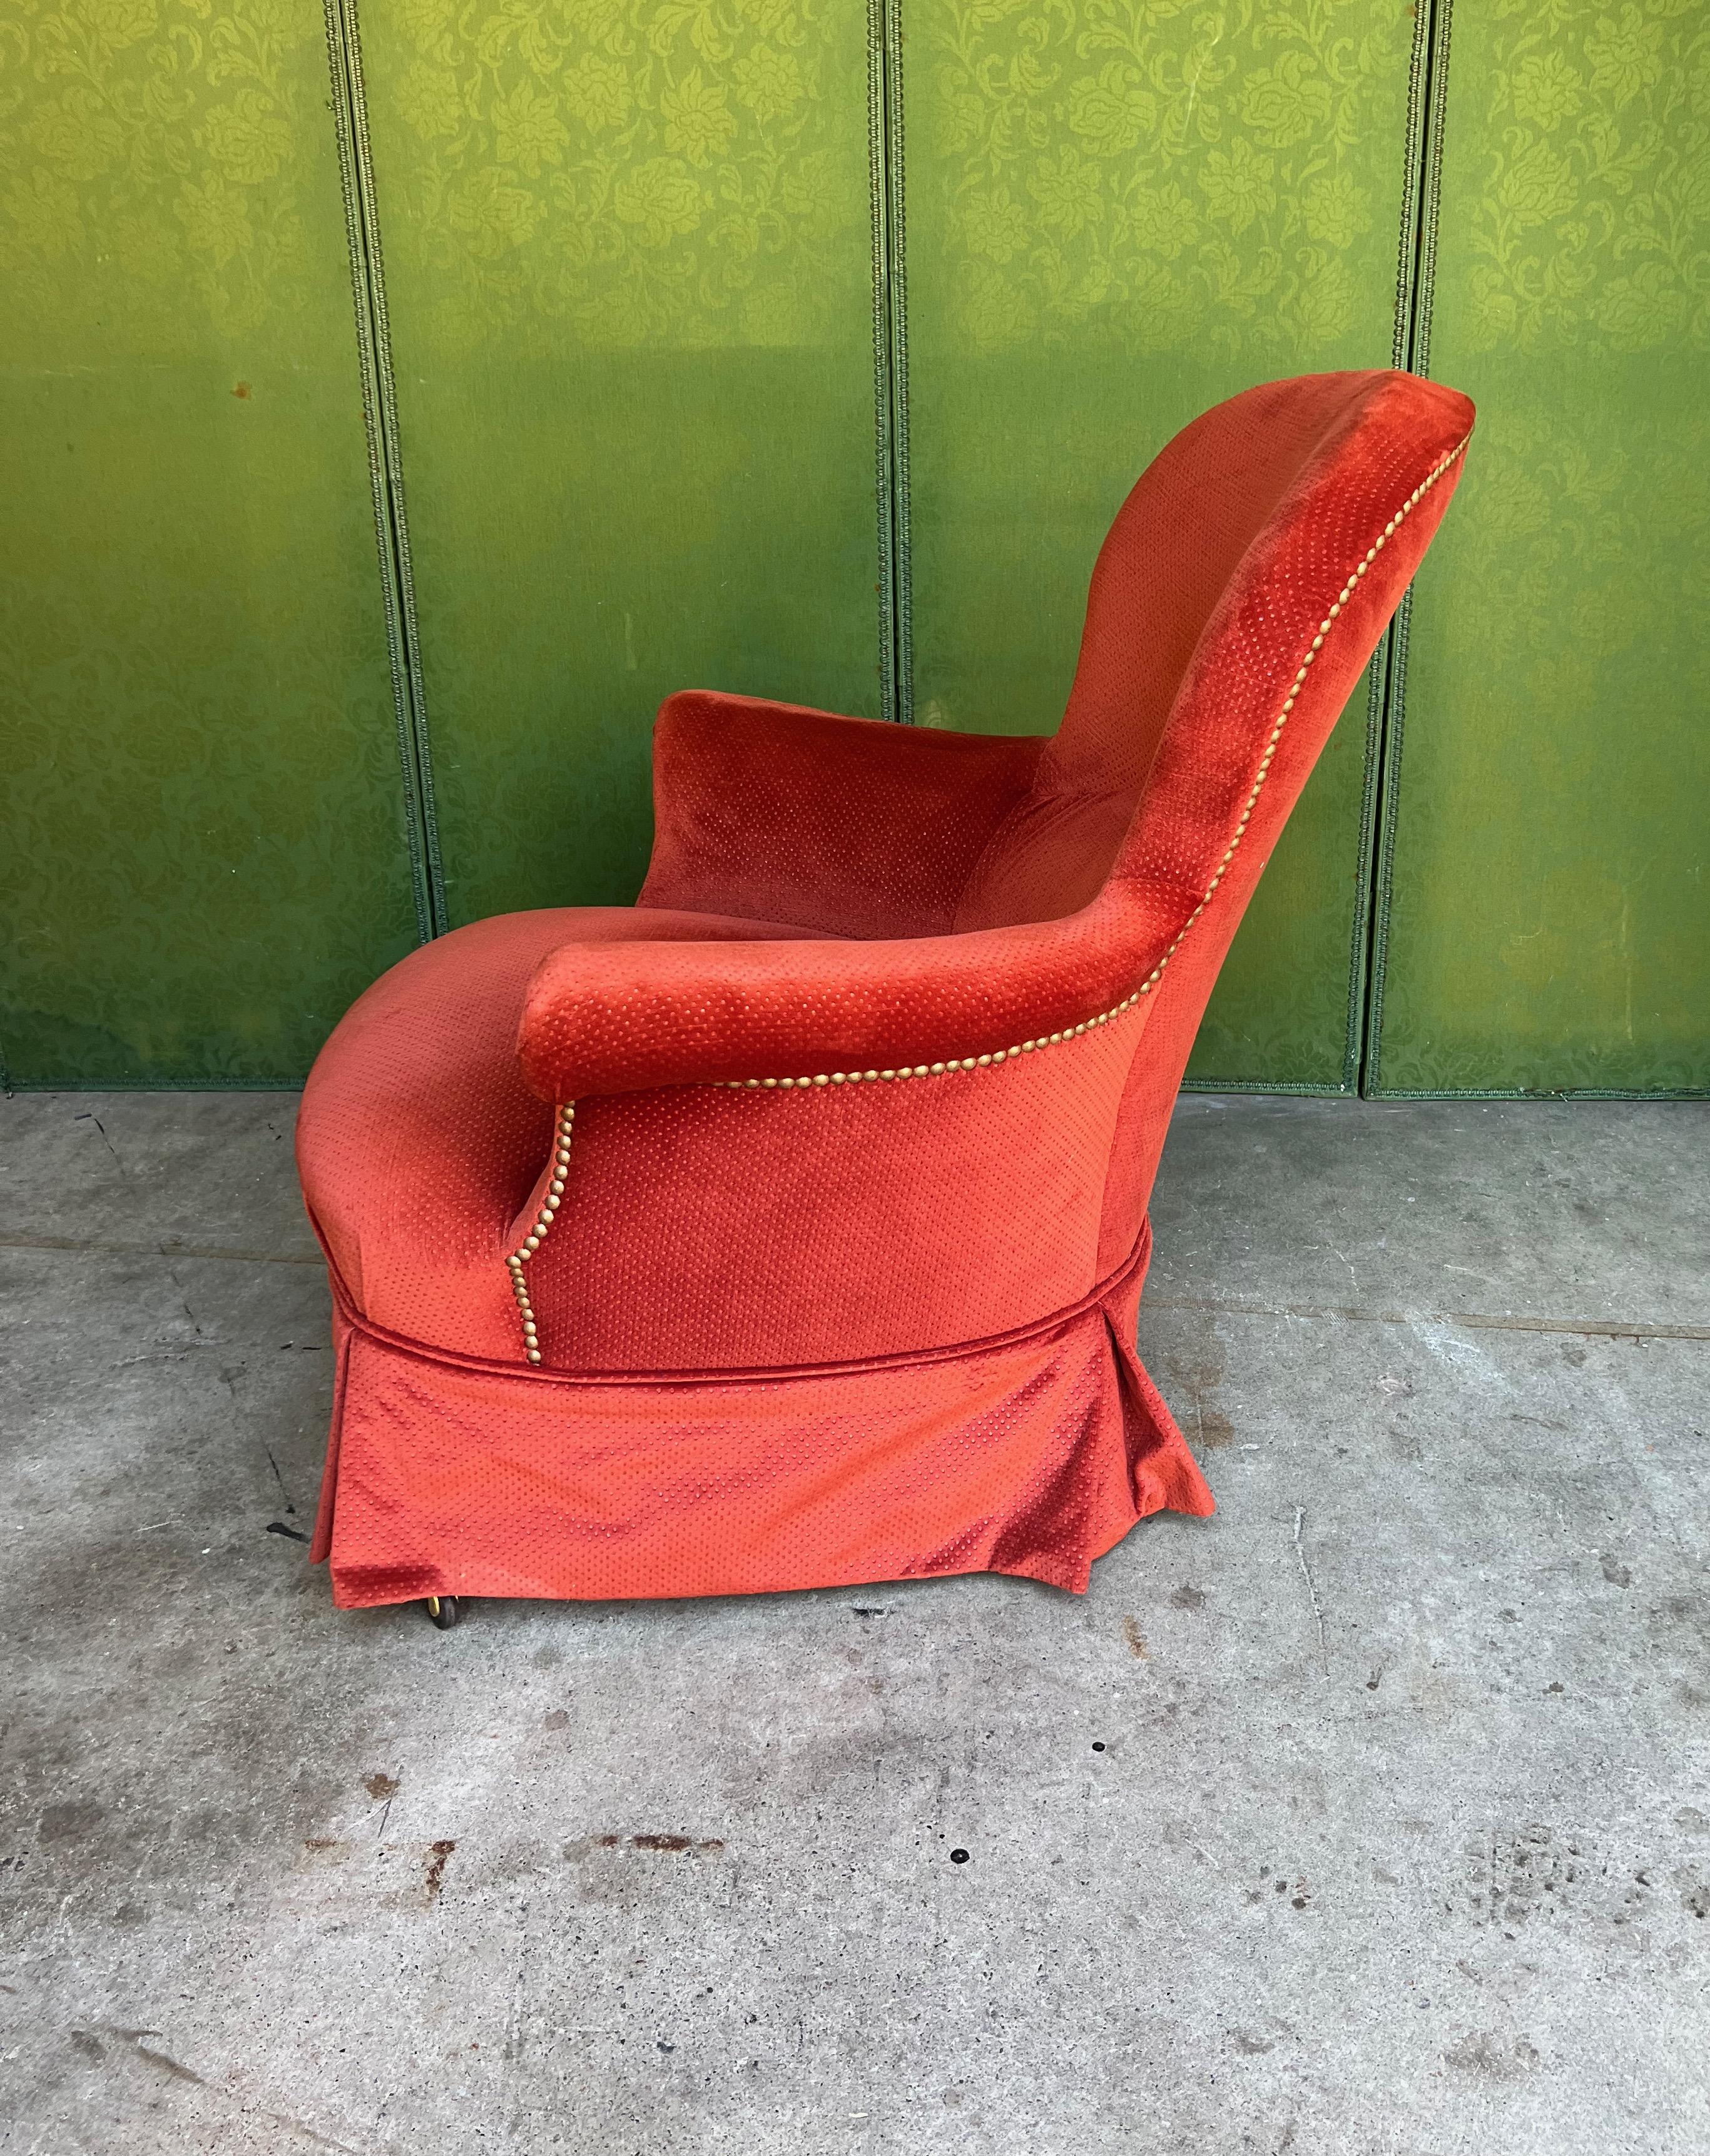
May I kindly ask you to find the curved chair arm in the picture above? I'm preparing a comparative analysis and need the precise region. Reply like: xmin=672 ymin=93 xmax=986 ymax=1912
xmin=638 ymin=691 xmax=1047 ymax=937
xmin=517 ymin=892 xmax=1156 ymax=1103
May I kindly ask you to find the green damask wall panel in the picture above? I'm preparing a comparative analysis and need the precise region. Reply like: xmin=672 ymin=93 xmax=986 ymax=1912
xmin=359 ymin=0 xmax=884 ymax=927
xmin=903 ymin=0 xmax=1420 ymax=1089
xmin=1370 ymin=0 xmax=1709 ymax=1096
xmin=0 ymin=0 xmax=422 ymax=1085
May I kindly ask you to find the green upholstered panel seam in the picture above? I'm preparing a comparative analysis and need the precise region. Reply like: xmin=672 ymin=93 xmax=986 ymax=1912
xmin=1368 ymin=0 xmax=1710 ymax=1097
xmin=870 ymin=0 xmax=913 ymax=725
xmin=900 ymin=0 xmax=1425 ymax=1092
xmin=0 ymin=0 xmax=422 ymax=1085
xmin=325 ymin=0 xmax=446 ymax=939
xmin=355 ymin=0 xmax=887 ymax=932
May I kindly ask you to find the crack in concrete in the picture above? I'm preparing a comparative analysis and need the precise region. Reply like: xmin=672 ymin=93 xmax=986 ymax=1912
xmin=0 ymin=1232 xmax=322 ymax=1266
xmin=89 ymin=2028 xmax=370 ymax=2154
xmin=1293 ymin=1508 xmax=1328 ymax=1667
xmin=1146 ymin=1296 xmax=1708 ymax=1342
xmin=66 ymin=1120 xmax=208 ymax=1333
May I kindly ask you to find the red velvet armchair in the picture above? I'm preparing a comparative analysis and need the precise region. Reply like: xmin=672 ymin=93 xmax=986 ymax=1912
xmin=297 ymin=369 xmax=1473 ymax=1622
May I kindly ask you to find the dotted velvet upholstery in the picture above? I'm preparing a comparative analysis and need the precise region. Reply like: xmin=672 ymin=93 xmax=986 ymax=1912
xmin=298 ymin=370 xmax=1474 ymax=1609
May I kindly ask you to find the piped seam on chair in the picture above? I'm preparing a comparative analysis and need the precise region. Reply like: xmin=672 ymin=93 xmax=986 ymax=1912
xmin=506 ymin=1100 xmax=574 ymax=1366
xmin=1131 ymin=435 xmax=1470 ymax=1001
xmin=713 ymin=983 xmax=1146 ymax=1092
xmin=385 ymin=1220 xmax=1153 ymax=1389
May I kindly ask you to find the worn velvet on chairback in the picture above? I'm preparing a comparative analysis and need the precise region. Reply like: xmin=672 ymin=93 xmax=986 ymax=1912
xmin=297 ymin=369 xmax=1473 ymax=1610
xmin=960 ymin=372 xmax=1402 ymax=927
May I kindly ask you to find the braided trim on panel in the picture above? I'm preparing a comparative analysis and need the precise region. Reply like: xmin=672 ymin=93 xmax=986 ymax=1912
xmin=506 ymin=1101 xmax=574 ymax=1366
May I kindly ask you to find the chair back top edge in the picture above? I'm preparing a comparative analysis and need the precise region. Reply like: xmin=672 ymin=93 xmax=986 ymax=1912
xmin=953 ymin=369 xmax=1474 ymax=936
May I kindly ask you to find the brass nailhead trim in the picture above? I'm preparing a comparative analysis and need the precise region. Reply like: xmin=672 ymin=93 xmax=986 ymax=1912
xmin=1129 ymin=440 xmax=1468 ymax=998
xmin=717 ymin=989 xmax=1145 ymax=1091
xmin=507 ymin=1101 xmax=574 ymax=1366
xmin=718 ymin=445 xmax=1468 ymax=1095
xmin=507 ymin=450 xmax=1467 ymax=1365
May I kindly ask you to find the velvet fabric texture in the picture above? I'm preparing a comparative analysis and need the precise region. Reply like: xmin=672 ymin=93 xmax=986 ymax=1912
xmin=298 ymin=369 xmax=1474 ymax=1609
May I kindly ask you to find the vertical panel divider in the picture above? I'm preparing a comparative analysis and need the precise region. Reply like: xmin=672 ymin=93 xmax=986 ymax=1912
xmin=1356 ymin=0 xmax=1454 ymax=1095
xmin=322 ymin=0 xmax=445 ymax=938
xmin=868 ymin=0 xmax=914 ymax=723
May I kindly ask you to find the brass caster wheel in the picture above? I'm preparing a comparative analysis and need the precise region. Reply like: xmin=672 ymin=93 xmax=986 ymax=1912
xmin=424 ymin=1594 xmax=463 ymax=1630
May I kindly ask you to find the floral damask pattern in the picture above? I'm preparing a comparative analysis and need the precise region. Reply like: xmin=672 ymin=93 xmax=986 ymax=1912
xmin=367 ymin=0 xmax=863 ymax=349
xmin=1376 ymin=392 xmax=1710 ymax=1091
xmin=0 ymin=0 xmax=319 ymax=340
xmin=1461 ymin=0 xmax=1709 ymax=354
xmin=920 ymin=0 xmax=1410 ymax=357
xmin=1 ymin=0 xmax=424 ymax=1081
xmin=1373 ymin=0 xmax=1709 ymax=1093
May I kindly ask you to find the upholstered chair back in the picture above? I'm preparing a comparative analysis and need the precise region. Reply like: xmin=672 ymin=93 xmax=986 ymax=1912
xmin=955 ymin=370 xmax=1472 ymax=1262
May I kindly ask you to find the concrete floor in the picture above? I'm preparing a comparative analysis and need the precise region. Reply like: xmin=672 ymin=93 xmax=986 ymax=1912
xmin=2 ymin=1090 xmax=1707 ymax=2156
